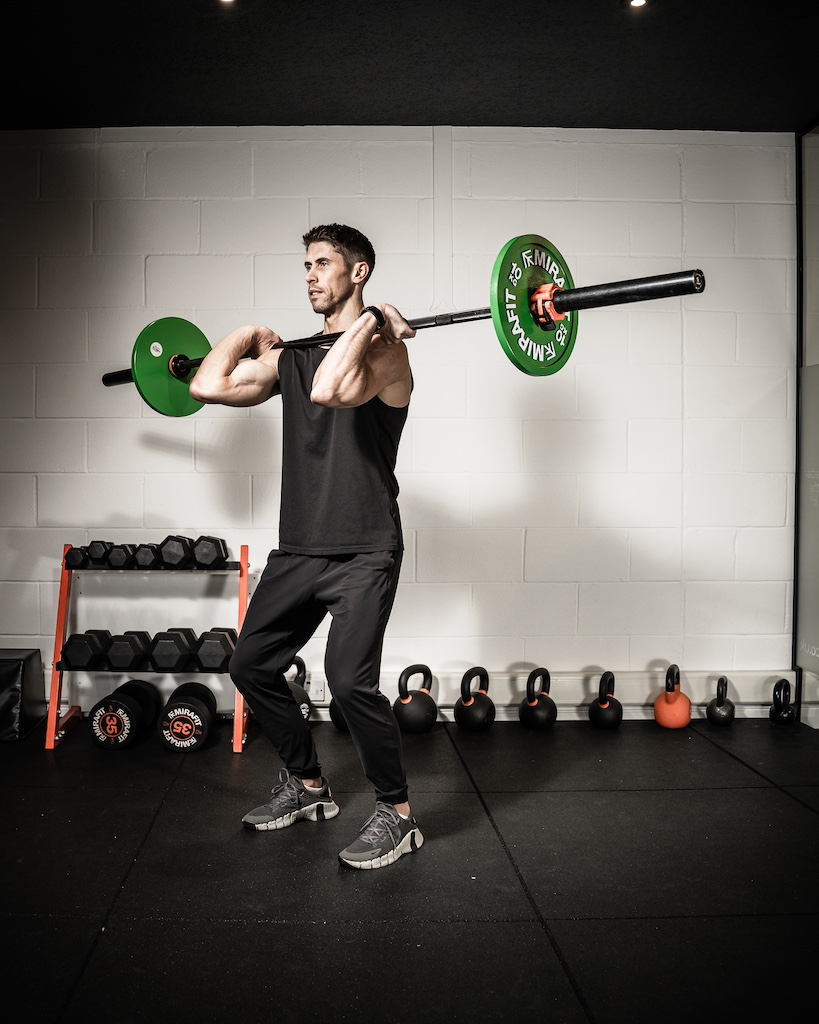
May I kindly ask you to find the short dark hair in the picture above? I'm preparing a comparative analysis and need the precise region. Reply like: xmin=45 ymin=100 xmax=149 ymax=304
xmin=302 ymin=223 xmax=376 ymax=283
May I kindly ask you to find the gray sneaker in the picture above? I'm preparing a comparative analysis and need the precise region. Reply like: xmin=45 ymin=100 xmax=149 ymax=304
xmin=338 ymin=800 xmax=424 ymax=869
xmin=242 ymin=768 xmax=340 ymax=831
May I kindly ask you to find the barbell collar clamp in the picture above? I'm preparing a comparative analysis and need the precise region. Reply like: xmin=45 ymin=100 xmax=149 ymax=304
xmin=169 ymin=353 xmax=194 ymax=380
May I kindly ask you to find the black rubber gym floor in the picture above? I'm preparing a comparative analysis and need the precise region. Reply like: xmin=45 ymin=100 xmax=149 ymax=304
xmin=2 ymin=715 xmax=817 ymax=1023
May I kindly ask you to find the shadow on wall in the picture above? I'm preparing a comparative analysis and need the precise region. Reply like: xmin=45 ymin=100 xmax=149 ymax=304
xmin=392 ymin=407 xmax=687 ymax=706
xmin=137 ymin=419 xmax=282 ymax=524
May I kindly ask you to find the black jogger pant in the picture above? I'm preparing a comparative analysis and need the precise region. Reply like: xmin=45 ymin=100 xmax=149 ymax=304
xmin=229 ymin=548 xmax=408 ymax=805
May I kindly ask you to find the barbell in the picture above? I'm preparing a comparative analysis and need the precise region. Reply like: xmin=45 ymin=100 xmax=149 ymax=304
xmin=101 ymin=233 xmax=705 ymax=417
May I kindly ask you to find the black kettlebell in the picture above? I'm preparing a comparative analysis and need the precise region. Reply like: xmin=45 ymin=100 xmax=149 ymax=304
xmin=588 ymin=671 xmax=622 ymax=729
xmin=392 ymin=663 xmax=437 ymax=734
xmin=329 ymin=696 xmax=349 ymax=732
xmin=769 ymin=678 xmax=796 ymax=726
xmin=518 ymin=668 xmax=557 ymax=730
xmin=286 ymin=656 xmax=312 ymax=722
xmin=706 ymin=676 xmax=735 ymax=726
xmin=454 ymin=666 xmax=495 ymax=732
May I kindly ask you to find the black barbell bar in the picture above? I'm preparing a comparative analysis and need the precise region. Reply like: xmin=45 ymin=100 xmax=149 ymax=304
xmin=102 ymin=305 xmax=494 ymax=386
xmin=102 ymin=268 xmax=704 ymax=388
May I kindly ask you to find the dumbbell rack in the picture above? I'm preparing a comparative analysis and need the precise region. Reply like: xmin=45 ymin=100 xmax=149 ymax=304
xmin=46 ymin=544 xmax=250 ymax=753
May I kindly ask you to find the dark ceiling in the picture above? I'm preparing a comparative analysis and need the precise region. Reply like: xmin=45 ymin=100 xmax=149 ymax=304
xmin=9 ymin=1 xmax=819 ymax=134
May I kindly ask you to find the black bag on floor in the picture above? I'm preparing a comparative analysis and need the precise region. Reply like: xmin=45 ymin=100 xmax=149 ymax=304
xmin=0 ymin=649 xmax=46 ymax=741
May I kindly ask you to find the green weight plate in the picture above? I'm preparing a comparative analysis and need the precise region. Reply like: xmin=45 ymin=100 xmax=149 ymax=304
xmin=490 ymin=234 xmax=578 ymax=376
xmin=131 ymin=317 xmax=210 ymax=417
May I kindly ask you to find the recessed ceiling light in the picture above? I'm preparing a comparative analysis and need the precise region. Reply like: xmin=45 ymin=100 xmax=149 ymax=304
xmin=621 ymin=0 xmax=653 ymax=8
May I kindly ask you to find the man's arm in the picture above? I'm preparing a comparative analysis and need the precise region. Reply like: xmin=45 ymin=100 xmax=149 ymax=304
xmin=310 ymin=304 xmax=415 ymax=409
xmin=189 ymin=325 xmax=281 ymax=407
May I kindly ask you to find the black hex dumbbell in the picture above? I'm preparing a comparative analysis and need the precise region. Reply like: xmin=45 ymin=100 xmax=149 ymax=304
xmin=64 ymin=546 xmax=90 ymax=570
xmin=106 ymin=631 xmax=153 ymax=672
xmin=87 ymin=679 xmax=161 ymax=749
xmin=168 ymin=627 xmax=199 ymax=656
xmin=157 ymin=681 xmax=217 ymax=751
xmin=107 ymin=543 xmax=136 ymax=569
xmin=61 ymin=629 xmax=113 ymax=671
xmin=159 ymin=535 xmax=194 ymax=569
xmin=133 ymin=543 xmax=163 ymax=570
xmin=87 ymin=541 xmax=114 ymax=567
xmin=192 ymin=536 xmax=229 ymax=570
xmin=149 ymin=629 xmax=198 ymax=672
xmin=193 ymin=627 xmax=237 ymax=672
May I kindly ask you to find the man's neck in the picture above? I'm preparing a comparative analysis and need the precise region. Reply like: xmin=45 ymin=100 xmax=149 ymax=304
xmin=322 ymin=295 xmax=365 ymax=336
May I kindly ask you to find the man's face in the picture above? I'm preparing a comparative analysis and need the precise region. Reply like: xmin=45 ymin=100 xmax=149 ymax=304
xmin=304 ymin=241 xmax=361 ymax=315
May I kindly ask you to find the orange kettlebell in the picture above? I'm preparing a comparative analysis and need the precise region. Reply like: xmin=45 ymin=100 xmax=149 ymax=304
xmin=653 ymin=664 xmax=691 ymax=729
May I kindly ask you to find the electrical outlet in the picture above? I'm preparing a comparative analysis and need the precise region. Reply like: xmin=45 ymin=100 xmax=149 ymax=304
xmin=307 ymin=677 xmax=325 ymax=703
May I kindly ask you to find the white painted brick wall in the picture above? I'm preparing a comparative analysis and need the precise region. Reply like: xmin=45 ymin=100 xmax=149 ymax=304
xmin=578 ymin=143 xmax=683 ymax=201
xmin=147 ymin=144 xmax=253 ymax=198
xmin=40 ymin=256 xmax=145 ymax=307
xmin=0 ymin=582 xmax=40 ymax=633
xmin=146 ymin=255 xmax=253 ymax=308
xmin=417 ymin=529 xmax=523 ymax=583
xmin=253 ymin=142 xmax=362 ymax=197
xmin=0 ymin=476 xmax=36 ymax=526
xmin=37 ymin=474 xmax=144 ymax=529
xmin=0 ymin=257 xmax=35 ymax=307
xmin=0 ymin=309 xmax=88 ymax=363
xmin=525 ymin=529 xmax=629 ymax=582
xmin=200 ymin=199 xmax=307 ymax=254
xmin=0 ymin=126 xmax=800 ymax=721
xmin=96 ymin=200 xmax=200 ymax=254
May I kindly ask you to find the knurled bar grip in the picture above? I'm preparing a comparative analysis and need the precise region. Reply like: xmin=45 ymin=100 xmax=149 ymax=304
xmin=101 ymin=269 xmax=704 ymax=387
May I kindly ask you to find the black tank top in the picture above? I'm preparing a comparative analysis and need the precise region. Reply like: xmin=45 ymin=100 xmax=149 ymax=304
xmin=277 ymin=344 xmax=408 ymax=554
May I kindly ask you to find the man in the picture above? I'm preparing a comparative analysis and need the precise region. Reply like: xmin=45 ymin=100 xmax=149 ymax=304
xmin=189 ymin=224 xmax=422 ymax=870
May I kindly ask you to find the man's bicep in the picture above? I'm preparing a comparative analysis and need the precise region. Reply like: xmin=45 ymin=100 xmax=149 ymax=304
xmin=232 ymin=354 xmax=281 ymax=396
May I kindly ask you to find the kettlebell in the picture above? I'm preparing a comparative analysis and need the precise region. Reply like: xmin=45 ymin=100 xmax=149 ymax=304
xmin=286 ymin=656 xmax=312 ymax=722
xmin=769 ymin=678 xmax=796 ymax=726
xmin=518 ymin=668 xmax=557 ymax=730
xmin=706 ymin=675 xmax=735 ymax=726
xmin=392 ymin=663 xmax=437 ymax=734
xmin=653 ymin=663 xmax=691 ymax=729
xmin=454 ymin=666 xmax=495 ymax=732
xmin=588 ymin=671 xmax=622 ymax=729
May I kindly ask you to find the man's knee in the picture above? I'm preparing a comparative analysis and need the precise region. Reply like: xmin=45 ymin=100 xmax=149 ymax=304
xmin=330 ymin=675 xmax=390 ymax=712
xmin=228 ymin=638 xmax=256 ymax=692
xmin=230 ymin=641 xmax=299 ymax=701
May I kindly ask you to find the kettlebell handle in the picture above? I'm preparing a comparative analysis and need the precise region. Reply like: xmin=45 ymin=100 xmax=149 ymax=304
xmin=289 ymin=656 xmax=306 ymax=687
xmin=598 ymin=670 xmax=616 ymax=707
xmin=526 ymin=668 xmax=551 ymax=706
xmin=397 ymin=663 xmax=433 ymax=703
xmin=773 ymin=678 xmax=790 ymax=710
xmin=460 ymin=666 xmax=490 ymax=706
xmin=715 ymin=675 xmax=728 ymax=707
xmin=665 ymin=663 xmax=680 ymax=693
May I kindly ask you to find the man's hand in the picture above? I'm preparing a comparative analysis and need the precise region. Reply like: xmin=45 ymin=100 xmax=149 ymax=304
xmin=244 ymin=325 xmax=282 ymax=360
xmin=376 ymin=304 xmax=416 ymax=346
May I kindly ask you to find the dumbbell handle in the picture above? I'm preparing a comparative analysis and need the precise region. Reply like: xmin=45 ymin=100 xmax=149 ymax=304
xmin=102 ymin=269 xmax=704 ymax=386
